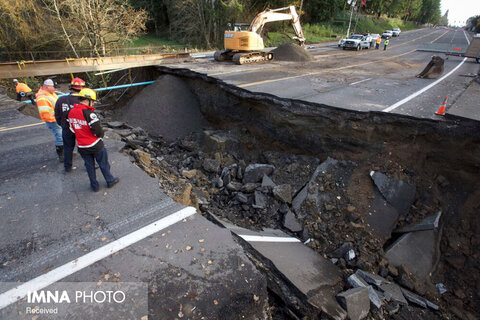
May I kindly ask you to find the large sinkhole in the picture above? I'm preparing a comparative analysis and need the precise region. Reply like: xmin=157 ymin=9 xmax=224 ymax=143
xmin=94 ymin=66 xmax=480 ymax=318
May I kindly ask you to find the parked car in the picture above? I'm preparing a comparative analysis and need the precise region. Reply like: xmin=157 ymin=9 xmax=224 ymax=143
xmin=338 ymin=38 xmax=347 ymax=47
xmin=343 ymin=34 xmax=371 ymax=50
xmin=392 ymin=28 xmax=401 ymax=37
xmin=382 ymin=30 xmax=393 ymax=39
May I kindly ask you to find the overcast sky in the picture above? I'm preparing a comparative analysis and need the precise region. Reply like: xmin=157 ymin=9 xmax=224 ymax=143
xmin=441 ymin=0 xmax=480 ymax=26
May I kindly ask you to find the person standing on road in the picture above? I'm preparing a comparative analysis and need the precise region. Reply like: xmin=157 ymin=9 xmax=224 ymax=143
xmin=384 ymin=38 xmax=390 ymax=50
xmin=68 ymin=88 xmax=119 ymax=192
xmin=375 ymin=37 xmax=381 ymax=49
xmin=36 ymin=79 xmax=63 ymax=161
xmin=55 ymin=77 xmax=86 ymax=172
xmin=13 ymin=79 xmax=36 ymax=105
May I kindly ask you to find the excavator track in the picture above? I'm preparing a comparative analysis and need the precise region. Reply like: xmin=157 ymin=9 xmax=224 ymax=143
xmin=232 ymin=52 xmax=273 ymax=65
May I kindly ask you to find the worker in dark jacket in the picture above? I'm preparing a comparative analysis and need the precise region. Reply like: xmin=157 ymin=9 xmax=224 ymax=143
xmin=68 ymin=88 xmax=119 ymax=192
xmin=55 ymin=77 xmax=85 ymax=172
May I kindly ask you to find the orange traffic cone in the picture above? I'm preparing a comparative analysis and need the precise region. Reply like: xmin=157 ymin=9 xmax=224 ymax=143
xmin=435 ymin=96 xmax=448 ymax=116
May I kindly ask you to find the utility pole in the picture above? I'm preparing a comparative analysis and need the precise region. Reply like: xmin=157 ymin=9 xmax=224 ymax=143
xmin=346 ymin=0 xmax=357 ymax=38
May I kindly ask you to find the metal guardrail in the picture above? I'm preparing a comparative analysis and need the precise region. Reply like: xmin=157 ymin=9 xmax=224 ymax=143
xmin=0 ymin=46 xmax=187 ymax=63
xmin=0 ymin=53 xmax=190 ymax=79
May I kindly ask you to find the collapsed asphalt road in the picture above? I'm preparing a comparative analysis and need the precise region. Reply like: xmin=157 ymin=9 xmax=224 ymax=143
xmin=103 ymin=68 xmax=479 ymax=319
xmin=1 ymin=28 xmax=480 ymax=319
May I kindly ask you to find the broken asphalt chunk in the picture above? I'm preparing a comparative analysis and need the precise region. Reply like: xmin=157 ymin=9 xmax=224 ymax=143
xmin=273 ymin=184 xmax=292 ymax=204
xmin=400 ymin=288 xmax=426 ymax=308
xmin=370 ymin=171 xmax=416 ymax=216
xmin=330 ymin=242 xmax=353 ymax=259
xmin=347 ymin=273 xmax=368 ymax=288
xmin=400 ymin=288 xmax=439 ymax=310
xmin=243 ymin=164 xmax=275 ymax=183
xmin=365 ymin=188 xmax=400 ymax=238
xmin=107 ymin=121 xmax=125 ymax=128
xmin=308 ymin=291 xmax=347 ymax=320
xmin=283 ymin=210 xmax=303 ymax=233
xmin=202 ymin=159 xmax=220 ymax=173
xmin=379 ymin=283 xmax=408 ymax=306
xmin=261 ymin=175 xmax=276 ymax=188
xmin=355 ymin=270 xmax=388 ymax=287
xmin=394 ymin=211 xmax=442 ymax=233
xmin=252 ymin=191 xmax=267 ymax=209
xmin=366 ymin=286 xmax=383 ymax=309
xmin=347 ymin=275 xmax=382 ymax=309
xmin=336 ymin=287 xmax=370 ymax=320
xmin=385 ymin=229 xmax=438 ymax=280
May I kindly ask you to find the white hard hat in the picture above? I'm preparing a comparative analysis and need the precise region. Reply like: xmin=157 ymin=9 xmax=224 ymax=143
xmin=13 ymin=79 xmax=18 ymax=82
xmin=43 ymin=79 xmax=54 ymax=86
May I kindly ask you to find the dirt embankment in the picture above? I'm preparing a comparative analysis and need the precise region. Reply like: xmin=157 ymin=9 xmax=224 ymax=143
xmin=106 ymin=67 xmax=479 ymax=319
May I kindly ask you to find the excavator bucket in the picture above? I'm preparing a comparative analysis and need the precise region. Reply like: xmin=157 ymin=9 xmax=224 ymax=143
xmin=416 ymin=56 xmax=445 ymax=79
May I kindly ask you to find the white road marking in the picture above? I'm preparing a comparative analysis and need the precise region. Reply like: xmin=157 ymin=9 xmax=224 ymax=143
xmin=0 ymin=206 xmax=197 ymax=310
xmin=351 ymin=78 xmax=372 ymax=85
xmin=239 ymin=235 xmax=301 ymax=243
xmin=463 ymin=30 xmax=471 ymax=45
xmin=382 ymin=57 xmax=467 ymax=113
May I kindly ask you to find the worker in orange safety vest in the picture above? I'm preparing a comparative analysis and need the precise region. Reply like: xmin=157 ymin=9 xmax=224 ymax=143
xmin=13 ymin=79 xmax=36 ymax=105
xmin=375 ymin=37 xmax=381 ymax=49
xmin=36 ymin=79 xmax=64 ymax=161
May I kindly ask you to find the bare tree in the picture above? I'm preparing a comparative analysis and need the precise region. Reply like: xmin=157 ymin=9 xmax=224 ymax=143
xmin=45 ymin=0 xmax=148 ymax=57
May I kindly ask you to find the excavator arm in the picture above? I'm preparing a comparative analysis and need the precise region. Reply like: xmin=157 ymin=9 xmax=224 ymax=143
xmin=249 ymin=6 xmax=305 ymax=44
xmin=214 ymin=5 xmax=305 ymax=64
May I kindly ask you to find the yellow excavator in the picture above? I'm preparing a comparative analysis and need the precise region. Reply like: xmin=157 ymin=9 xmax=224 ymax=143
xmin=214 ymin=5 xmax=305 ymax=64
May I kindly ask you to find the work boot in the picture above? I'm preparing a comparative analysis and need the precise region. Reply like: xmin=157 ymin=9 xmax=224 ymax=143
xmin=107 ymin=177 xmax=120 ymax=188
xmin=56 ymin=146 xmax=64 ymax=162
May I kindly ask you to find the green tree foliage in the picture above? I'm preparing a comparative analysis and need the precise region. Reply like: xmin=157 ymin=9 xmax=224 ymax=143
xmin=417 ymin=0 xmax=441 ymax=24
xmin=466 ymin=15 xmax=480 ymax=32
xmin=303 ymin=0 xmax=344 ymax=23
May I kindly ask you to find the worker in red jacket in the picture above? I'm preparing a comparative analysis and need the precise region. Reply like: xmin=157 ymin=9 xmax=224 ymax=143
xmin=68 ymin=88 xmax=119 ymax=192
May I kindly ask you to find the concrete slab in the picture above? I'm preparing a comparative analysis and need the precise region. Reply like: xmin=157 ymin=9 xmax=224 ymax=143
xmin=385 ymin=230 xmax=438 ymax=280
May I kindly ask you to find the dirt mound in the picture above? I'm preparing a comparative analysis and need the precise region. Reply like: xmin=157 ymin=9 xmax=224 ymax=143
xmin=271 ymin=43 xmax=313 ymax=62
xmin=120 ymin=75 xmax=209 ymax=141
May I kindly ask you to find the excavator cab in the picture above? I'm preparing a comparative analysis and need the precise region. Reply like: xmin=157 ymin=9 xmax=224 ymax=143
xmin=232 ymin=23 xmax=249 ymax=32
xmin=214 ymin=5 xmax=305 ymax=64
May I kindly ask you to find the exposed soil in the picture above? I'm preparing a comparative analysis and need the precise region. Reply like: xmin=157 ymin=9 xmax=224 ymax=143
xmin=103 ymin=67 xmax=480 ymax=319
xmin=118 ymin=74 xmax=210 ymax=141
xmin=271 ymin=43 xmax=314 ymax=62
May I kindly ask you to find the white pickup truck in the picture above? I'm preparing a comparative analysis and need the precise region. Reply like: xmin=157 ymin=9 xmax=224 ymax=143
xmin=342 ymin=34 xmax=372 ymax=51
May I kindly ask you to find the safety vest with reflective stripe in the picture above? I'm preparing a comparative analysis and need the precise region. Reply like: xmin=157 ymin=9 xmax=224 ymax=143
xmin=35 ymin=88 xmax=58 ymax=122
xmin=16 ymin=82 xmax=32 ymax=94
